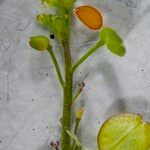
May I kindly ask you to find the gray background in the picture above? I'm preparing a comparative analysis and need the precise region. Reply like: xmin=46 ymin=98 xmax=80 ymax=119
xmin=0 ymin=0 xmax=150 ymax=149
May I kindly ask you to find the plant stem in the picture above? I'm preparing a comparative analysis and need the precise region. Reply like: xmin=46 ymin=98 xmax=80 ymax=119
xmin=47 ymin=46 xmax=65 ymax=88
xmin=72 ymin=89 xmax=82 ymax=105
xmin=71 ymin=121 xmax=80 ymax=150
xmin=61 ymin=36 xmax=73 ymax=150
xmin=72 ymin=86 xmax=83 ymax=105
xmin=72 ymin=40 xmax=104 ymax=72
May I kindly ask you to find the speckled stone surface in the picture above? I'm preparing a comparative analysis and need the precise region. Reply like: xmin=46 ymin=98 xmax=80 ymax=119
xmin=0 ymin=0 xmax=150 ymax=150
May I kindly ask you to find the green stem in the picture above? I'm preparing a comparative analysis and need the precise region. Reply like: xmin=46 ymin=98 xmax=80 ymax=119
xmin=72 ymin=40 xmax=104 ymax=72
xmin=61 ymin=37 xmax=73 ymax=150
xmin=72 ymin=89 xmax=82 ymax=105
xmin=47 ymin=46 xmax=65 ymax=88
xmin=74 ymin=121 xmax=80 ymax=135
xmin=71 ymin=121 xmax=80 ymax=150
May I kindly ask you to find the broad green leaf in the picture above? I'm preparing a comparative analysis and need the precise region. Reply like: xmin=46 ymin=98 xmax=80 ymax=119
xmin=29 ymin=36 xmax=50 ymax=51
xmin=99 ymin=27 xmax=126 ymax=57
xmin=97 ymin=114 xmax=150 ymax=150
xmin=66 ymin=130 xmax=82 ymax=150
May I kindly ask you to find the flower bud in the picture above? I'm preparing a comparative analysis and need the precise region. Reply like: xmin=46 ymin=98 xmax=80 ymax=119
xmin=75 ymin=108 xmax=84 ymax=121
xmin=29 ymin=35 xmax=50 ymax=51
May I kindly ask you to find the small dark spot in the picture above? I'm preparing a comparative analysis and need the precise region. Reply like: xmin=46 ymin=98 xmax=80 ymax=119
xmin=50 ymin=141 xmax=59 ymax=147
xmin=32 ymin=129 xmax=35 ymax=131
xmin=0 ymin=98 xmax=2 ymax=100
xmin=98 ymin=121 xmax=100 ymax=124
xmin=46 ymin=73 xmax=48 ymax=76
xmin=141 ymin=69 xmax=144 ymax=72
xmin=0 ymin=141 xmax=2 ymax=143
xmin=46 ymin=126 xmax=49 ymax=129
xmin=50 ymin=34 xmax=55 ymax=39
xmin=32 ymin=99 xmax=34 ymax=102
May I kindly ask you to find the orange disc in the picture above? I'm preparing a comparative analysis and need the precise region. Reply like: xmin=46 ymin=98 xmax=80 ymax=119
xmin=75 ymin=6 xmax=103 ymax=30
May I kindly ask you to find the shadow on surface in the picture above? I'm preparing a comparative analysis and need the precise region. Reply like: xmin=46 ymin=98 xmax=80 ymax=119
xmin=37 ymin=144 xmax=51 ymax=150
xmin=94 ymin=60 xmax=150 ymax=121
xmin=0 ymin=0 xmax=4 ymax=5
xmin=92 ymin=59 xmax=150 ymax=121
xmin=105 ymin=96 xmax=150 ymax=121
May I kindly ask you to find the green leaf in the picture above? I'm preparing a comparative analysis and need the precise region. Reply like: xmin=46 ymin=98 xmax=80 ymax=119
xmin=29 ymin=36 xmax=50 ymax=51
xmin=41 ymin=0 xmax=52 ymax=6
xmin=66 ymin=130 xmax=82 ymax=150
xmin=97 ymin=114 xmax=150 ymax=150
xmin=41 ymin=0 xmax=73 ymax=7
xmin=99 ymin=27 xmax=126 ymax=57
xmin=41 ymin=0 xmax=73 ymax=15
xmin=38 ymin=1 xmax=73 ymax=40
xmin=36 ymin=14 xmax=63 ymax=40
xmin=36 ymin=14 xmax=61 ymax=31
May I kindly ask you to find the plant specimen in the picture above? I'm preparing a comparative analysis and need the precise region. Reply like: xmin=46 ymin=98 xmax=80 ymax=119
xmin=29 ymin=0 xmax=150 ymax=149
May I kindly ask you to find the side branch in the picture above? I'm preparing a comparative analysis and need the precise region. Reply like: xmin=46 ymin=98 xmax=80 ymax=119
xmin=47 ymin=46 xmax=65 ymax=88
xmin=72 ymin=40 xmax=104 ymax=72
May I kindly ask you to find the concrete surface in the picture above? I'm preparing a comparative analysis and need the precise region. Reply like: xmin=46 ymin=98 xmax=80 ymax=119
xmin=0 ymin=0 xmax=150 ymax=149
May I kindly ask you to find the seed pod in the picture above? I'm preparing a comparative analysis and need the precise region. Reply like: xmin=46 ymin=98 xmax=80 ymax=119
xmin=29 ymin=35 xmax=50 ymax=51
xmin=75 ymin=6 xmax=103 ymax=30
